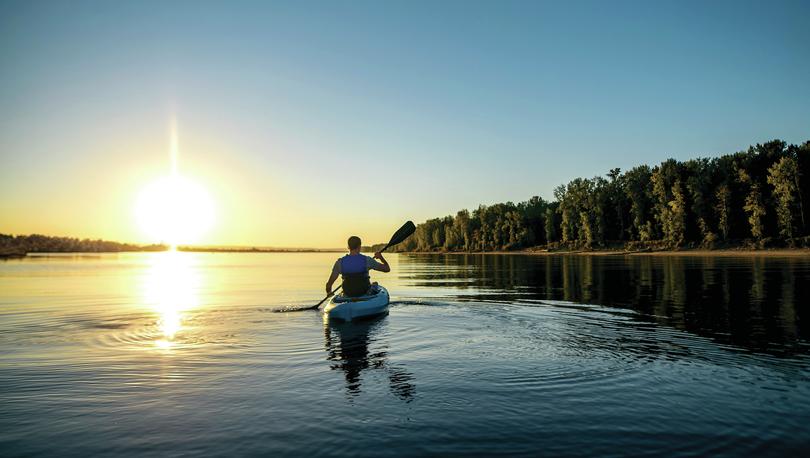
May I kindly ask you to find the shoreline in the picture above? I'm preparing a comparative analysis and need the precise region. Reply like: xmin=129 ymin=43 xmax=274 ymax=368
xmin=177 ymin=248 xmax=344 ymax=253
xmin=5 ymin=248 xmax=810 ymax=258
xmin=396 ymin=248 xmax=810 ymax=257
xmin=1 ymin=249 xmax=344 ymax=258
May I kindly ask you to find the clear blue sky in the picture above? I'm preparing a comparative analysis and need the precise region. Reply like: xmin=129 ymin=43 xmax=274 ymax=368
xmin=1 ymin=0 xmax=809 ymax=246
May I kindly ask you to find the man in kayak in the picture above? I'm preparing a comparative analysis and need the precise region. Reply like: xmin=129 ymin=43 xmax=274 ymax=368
xmin=326 ymin=235 xmax=390 ymax=297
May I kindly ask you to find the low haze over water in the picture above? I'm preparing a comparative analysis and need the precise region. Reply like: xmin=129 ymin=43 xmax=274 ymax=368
xmin=1 ymin=252 xmax=809 ymax=456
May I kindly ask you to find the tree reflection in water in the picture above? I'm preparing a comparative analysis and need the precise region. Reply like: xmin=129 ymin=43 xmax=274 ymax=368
xmin=324 ymin=317 xmax=415 ymax=402
xmin=398 ymin=253 xmax=810 ymax=355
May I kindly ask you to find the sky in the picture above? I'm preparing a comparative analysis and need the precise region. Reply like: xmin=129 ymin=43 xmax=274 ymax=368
xmin=1 ymin=0 xmax=809 ymax=247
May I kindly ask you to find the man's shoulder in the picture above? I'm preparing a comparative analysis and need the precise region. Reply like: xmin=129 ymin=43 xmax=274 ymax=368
xmin=365 ymin=255 xmax=383 ymax=266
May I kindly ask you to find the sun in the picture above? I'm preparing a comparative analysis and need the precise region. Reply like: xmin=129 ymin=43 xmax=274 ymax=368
xmin=136 ymin=174 xmax=215 ymax=246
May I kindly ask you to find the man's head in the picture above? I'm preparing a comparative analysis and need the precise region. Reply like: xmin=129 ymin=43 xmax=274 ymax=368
xmin=347 ymin=236 xmax=362 ymax=251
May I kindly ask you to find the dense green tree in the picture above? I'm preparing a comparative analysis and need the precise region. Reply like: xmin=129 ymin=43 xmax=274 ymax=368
xmin=738 ymin=168 xmax=767 ymax=241
xmin=651 ymin=159 xmax=685 ymax=246
xmin=589 ymin=177 xmax=609 ymax=246
xmin=624 ymin=165 xmax=654 ymax=241
xmin=791 ymin=141 xmax=810 ymax=234
xmin=767 ymin=156 xmax=801 ymax=240
xmin=606 ymin=168 xmax=627 ymax=241
xmin=452 ymin=209 xmax=472 ymax=251
xmin=685 ymin=158 xmax=716 ymax=245
xmin=666 ymin=180 xmax=687 ymax=247
xmin=519 ymin=196 xmax=548 ymax=246
xmin=544 ymin=204 xmax=558 ymax=244
xmin=715 ymin=184 xmax=732 ymax=241
xmin=554 ymin=184 xmax=576 ymax=244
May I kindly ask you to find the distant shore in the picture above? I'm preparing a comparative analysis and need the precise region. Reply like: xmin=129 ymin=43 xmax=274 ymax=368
xmin=1 ymin=247 xmax=345 ymax=258
xmin=4 ymin=231 xmax=809 ymax=259
xmin=6 ymin=248 xmax=809 ymax=259
xmin=177 ymin=247 xmax=344 ymax=253
xmin=0 ymin=234 xmax=353 ymax=258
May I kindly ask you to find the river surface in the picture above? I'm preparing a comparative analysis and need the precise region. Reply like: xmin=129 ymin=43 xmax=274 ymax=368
xmin=1 ymin=252 xmax=809 ymax=457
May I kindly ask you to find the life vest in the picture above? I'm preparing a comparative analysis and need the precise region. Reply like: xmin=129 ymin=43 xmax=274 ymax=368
xmin=340 ymin=254 xmax=371 ymax=297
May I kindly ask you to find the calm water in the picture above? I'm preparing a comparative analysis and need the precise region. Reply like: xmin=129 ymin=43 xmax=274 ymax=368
xmin=1 ymin=252 xmax=809 ymax=457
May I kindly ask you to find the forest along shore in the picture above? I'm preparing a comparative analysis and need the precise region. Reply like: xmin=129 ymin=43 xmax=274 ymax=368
xmin=401 ymin=248 xmax=810 ymax=257
xmin=378 ymin=139 xmax=809 ymax=254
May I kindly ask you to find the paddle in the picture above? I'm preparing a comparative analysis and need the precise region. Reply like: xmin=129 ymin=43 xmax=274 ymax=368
xmin=280 ymin=221 xmax=416 ymax=312
xmin=379 ymin=220 xmax=417 ymax=253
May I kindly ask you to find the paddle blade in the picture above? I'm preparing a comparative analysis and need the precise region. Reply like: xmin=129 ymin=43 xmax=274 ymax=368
xmin=385 ymin=221 xmax=416 ymax=250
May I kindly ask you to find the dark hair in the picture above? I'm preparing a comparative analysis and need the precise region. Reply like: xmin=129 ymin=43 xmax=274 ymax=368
xmin=347 ymin=236 xmax=361 ymax=250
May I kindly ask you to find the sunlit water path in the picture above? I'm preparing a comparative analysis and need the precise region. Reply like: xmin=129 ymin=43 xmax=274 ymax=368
xmin=1 ymin=253 xmax=809 ymax=456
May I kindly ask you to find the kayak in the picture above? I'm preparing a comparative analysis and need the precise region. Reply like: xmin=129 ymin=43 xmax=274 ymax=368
xmin=324 ymin=284 xmax=390 ymax=321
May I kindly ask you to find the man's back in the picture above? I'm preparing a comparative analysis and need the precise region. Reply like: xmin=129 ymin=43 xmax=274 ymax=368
xmin=326 ymin=236 xmax=391 ymax=298
xmin=332 ymin=254 xmax=383 ymax=297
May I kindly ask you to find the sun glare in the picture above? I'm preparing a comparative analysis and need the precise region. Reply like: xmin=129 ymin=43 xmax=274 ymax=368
xmin=142 ymin=251 xmax=201 ymax=349
xmin=136 ymin=174 xmax=215 ymax=246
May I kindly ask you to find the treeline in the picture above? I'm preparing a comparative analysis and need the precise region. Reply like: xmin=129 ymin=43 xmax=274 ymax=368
xmin=0 ymin=234 xmax=166 ymax=256
xmin=389 ymin=139 xmax=810 ymax=252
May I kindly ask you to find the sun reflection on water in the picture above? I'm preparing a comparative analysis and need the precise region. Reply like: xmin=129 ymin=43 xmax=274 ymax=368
xmin=142 ymin=251 xmax=201 ymax=348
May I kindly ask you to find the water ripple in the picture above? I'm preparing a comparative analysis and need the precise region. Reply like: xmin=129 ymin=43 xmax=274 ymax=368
xmin=3 ymin=253 xmax=810 ymax=457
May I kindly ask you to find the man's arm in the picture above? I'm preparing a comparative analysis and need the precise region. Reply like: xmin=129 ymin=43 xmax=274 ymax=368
xmin=372 ymin=252 xmax=391 ymax=273
xmin=326 ymin=261 xmax=340 ymax=295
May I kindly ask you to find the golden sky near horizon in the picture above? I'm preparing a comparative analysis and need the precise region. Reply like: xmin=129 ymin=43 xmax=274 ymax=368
xmin=0 ymin=122 xmax=406 ymax=248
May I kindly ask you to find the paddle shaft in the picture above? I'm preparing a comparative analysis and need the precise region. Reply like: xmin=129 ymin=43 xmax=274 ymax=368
xmin=313 ymin=284 xmax=342 ymax=309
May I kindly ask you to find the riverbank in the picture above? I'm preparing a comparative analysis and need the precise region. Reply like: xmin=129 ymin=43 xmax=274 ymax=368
xmin=1 ymin=248 xmax=344 ymax=258
xmin=6 ymin=248 xmax=810 ymax=258
xmin=0 ymin=250 xmax=26 ymax=259
xmin=398 ymin=248 xmax=810 ymax=257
